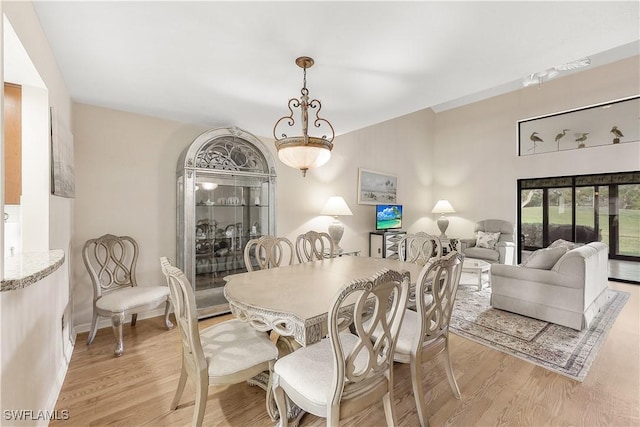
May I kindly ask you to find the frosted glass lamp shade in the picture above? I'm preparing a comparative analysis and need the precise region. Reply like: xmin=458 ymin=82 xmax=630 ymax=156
xmin=321 ymin=196 xmax=353 ymax=253
xmin=277 ymin=145 xmax=331 ymax=175
xmin=431 ymin=200 xmax=456 ymax=239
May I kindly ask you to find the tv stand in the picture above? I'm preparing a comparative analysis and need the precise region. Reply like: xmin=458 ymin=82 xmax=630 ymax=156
xmin=369 ymin=230 xmax=406 ymax=259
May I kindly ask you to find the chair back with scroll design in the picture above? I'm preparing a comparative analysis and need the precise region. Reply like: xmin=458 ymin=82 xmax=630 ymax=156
xmin=393 ymin=251 xmax=464 ymax=427
xmin=271 ymin=268 xmax=410 ymax=426
xmin=244 ymin=235 xmax=295 ymax=271
xmin=160 ymin=258 xmax=279 ymax=426
xmin=83 ymin=234 xmax=172 ymax=356
xmin=295 ymin=230 xmax=335 ymax=262
xmin=397 ymin=232 xmax=442 ymax=266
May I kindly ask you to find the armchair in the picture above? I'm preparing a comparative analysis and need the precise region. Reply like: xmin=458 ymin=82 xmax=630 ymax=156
xmin=460 ymin=219 xmax=516 ymax=265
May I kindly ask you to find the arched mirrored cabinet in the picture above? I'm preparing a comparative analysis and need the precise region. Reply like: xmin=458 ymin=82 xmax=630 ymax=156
xmin=177 ymin=127 xmax=276 ymax=317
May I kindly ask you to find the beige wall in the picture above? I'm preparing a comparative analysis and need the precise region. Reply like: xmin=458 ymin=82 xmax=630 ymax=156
xmin=434 ymin=55 xmax=640 ymax=240
xmin=71 ymin=104 xmax=435 ymax=329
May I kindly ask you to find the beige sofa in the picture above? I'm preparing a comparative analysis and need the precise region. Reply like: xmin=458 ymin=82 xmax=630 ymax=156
xmin=490 ymin=242 xmax=609 ymax=330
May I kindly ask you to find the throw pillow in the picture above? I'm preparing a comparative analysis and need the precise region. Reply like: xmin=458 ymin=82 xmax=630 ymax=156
xmin=549 ymin=239 xmax=582 ymax=251
xmin=521 ymin=246 xmax=567 ymax=270
xmin=476 ymin=231 xmax=501 ymax=249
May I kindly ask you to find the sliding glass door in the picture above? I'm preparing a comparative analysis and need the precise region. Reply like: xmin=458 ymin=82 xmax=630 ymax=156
xmin=518 ymin=172 xmax=640 ymax=262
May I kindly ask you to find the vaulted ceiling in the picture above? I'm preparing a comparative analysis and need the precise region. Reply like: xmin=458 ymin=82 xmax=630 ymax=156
xmin=31 ymin=1 xmax=639 ymax=137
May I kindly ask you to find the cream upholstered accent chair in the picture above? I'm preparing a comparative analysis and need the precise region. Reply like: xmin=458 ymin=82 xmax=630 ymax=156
xmin=244 ymin=235 xmax=295 ymax=271
xmin=83 ymin=234 xmax=172 ymax=357
xmin=295 ymin=230 xmax=335 ymax=262
xmin=160 ymin=258 xmax=279 ymax=427
xmin=379 ymin=251 xmax=464 ymax=427
xmin=460 ymin=219 xmax=516 ymax=265
xmin=271 ymin=269 xmax=410 ymax=427
xmin=397 ymin=232 xmax=443 ymax=266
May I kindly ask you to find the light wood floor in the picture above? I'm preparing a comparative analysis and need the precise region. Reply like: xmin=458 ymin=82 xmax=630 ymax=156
xmin=52 ymin=281 xmax=639 ymax=427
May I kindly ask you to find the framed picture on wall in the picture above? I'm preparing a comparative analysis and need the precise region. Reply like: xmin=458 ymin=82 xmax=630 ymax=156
xmin=357 ymin=168 xmax=397 ymax=205
xmin=50 ymin=107 xmax=76 ymax=198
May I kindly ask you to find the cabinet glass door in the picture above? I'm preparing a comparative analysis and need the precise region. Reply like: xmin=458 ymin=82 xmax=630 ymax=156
xmin=193 ymin=175 xmax=271 ymax=314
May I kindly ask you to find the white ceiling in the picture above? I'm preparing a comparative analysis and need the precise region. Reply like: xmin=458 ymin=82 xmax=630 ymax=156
xmin=30 ymin=1 xmax=640 ymax=138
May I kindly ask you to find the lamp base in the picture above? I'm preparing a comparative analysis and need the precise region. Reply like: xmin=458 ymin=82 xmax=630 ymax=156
xmin=327 ymin=219 xmax=344 ymax=254
xmin=437 ymin=215 xmax=449 ymax=239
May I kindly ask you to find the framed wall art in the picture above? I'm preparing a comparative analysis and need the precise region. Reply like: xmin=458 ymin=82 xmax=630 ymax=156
xmin=50 ymin=107 xmax=76 ymax=198
xmin=357 ymin=168 xmax=397 ymax=205
xmin=518 ymin=95 xmax=639 ymax=156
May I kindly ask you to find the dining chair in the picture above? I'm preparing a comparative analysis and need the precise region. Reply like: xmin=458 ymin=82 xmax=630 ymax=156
xmin=397 ymin=232 xmax=442 ymax=309
xmin=244 ymin=235 xmax=295 ymax=271
xmin=160 ymin=257 xmax=279 ymax=426
xmin=387 ymin=251 xmax=464 ymax=427
xmin=295 ymin=230 xmax=335 ymax=262
xmin=271 ymin=268 xmax=410 ymax=427
xmin=397 ymin=232 xmax=442 ymax=266
xmin=83 ymin=234 xmax=173 ymax=357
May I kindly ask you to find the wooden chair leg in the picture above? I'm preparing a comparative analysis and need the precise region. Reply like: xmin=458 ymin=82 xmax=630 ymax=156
xmin=164 ymin=300 xmax=174 ymax=330
xmin=441 ymin=347 xmax=461 ymax=398
xmin=87 ymin=311 xmax=99 ymax=345
xmin=410 ymin=352 xmax=429 ymax=427
xmin=131 ymin=313 xmax=138 ymax=326
xmin=111 ymin=312 xmax=125 ymax=357
xmin=171 ymin=361 xmax=188 ymax=410
xmin=272 ymin=374 xmax=289 ymax=427
xmin=382 ymin=388 xmax=397 ymax=427
xmin=192 ymin=370 xmax=208 ymax=427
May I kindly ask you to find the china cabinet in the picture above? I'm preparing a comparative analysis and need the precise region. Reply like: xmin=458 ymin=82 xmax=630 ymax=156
xmin=177 ymin=127 xmax=277 ymax=317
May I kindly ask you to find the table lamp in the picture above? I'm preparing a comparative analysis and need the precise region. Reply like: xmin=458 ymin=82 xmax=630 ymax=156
xmin=431 ymin=199 xmax=455 ymax=239
xmin=320 ymin=196 xmax=353 ymax=253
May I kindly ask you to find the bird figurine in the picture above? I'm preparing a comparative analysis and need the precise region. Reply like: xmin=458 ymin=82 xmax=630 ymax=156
xmin=610 ymin=126 xmax=624 ymax=144
xmin=575 ymin=132 xmax=589 ymax=148
xmin=555 ymin=129 xmax=570 ymax=142
xmin=529 ymin=132 xmax=543 ymax=152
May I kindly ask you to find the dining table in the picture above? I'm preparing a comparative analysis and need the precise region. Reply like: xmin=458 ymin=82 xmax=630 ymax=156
xmin=223 ymin=256 xmax=423 ymax=350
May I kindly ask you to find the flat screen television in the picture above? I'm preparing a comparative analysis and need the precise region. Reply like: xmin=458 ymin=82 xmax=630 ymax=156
xmin=376 ymin=204 xmax=403 ymax=230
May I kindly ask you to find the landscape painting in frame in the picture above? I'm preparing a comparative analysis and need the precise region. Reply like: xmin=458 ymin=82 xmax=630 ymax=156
xmin=50 ymin=107 xmax=75 ymax=198
xmin=358 ymin=168 xmax=397 ymax=205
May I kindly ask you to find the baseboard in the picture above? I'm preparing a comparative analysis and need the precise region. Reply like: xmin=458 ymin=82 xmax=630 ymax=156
xmin=74 ymin=307 xmax=168 ymax=334
xmin=41 ymin=331 xmax=76 ymax=426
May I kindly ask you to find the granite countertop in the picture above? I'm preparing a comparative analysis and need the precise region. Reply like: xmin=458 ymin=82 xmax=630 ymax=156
xmin=1 ymin=249 xmax=65 ymax=292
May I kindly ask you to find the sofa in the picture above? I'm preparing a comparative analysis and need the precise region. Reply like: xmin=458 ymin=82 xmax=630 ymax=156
xmin=459 ymin=219 xmax=516 ymax=265
xmin=490 ymin=241 xmax=609 ymax=330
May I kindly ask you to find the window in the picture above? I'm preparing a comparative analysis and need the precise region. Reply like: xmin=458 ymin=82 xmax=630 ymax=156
xmin=518 ymin=172 xmax=640 ymax=262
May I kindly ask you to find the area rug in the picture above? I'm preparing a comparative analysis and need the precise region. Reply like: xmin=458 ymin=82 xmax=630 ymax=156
xmin=450 ymin=279 xmax=629 ymax=382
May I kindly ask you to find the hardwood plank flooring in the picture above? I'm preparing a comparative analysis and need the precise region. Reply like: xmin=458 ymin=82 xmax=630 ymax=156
xmin=52 ymin=281 xmax=639 ymax=426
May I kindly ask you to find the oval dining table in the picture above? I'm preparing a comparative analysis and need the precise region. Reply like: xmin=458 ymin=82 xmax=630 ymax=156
xmin=223 ymin=256 xmax=423 ymax=350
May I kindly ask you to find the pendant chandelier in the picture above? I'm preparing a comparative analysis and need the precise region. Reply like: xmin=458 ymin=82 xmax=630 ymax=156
xmin=273 ymin=56 xmax=334 ymax=177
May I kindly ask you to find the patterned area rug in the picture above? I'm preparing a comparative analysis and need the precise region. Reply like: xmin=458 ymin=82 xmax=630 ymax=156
xmin=450 ymin=280 xmax=629 ymax=382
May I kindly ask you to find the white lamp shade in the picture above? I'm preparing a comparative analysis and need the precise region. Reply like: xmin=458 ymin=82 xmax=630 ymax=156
xmin=431 ymin=200 xmax=456 ymax=214
xmin=321 ymin=196 xmax=353 ymax=216
xmin=277 ymin=145 xmax=331 ymax=171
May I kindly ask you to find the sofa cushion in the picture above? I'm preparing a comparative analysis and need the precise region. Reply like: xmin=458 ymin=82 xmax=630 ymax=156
xmin=464 ymin=246 xmax=500 ymax=262
xmin=549 ymin=239 xmax=582 ymax=251
xmin=521 ymin=246 xmax=567 ymax=270
xmin=476 ymin=231 xmax=501 ymax=249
